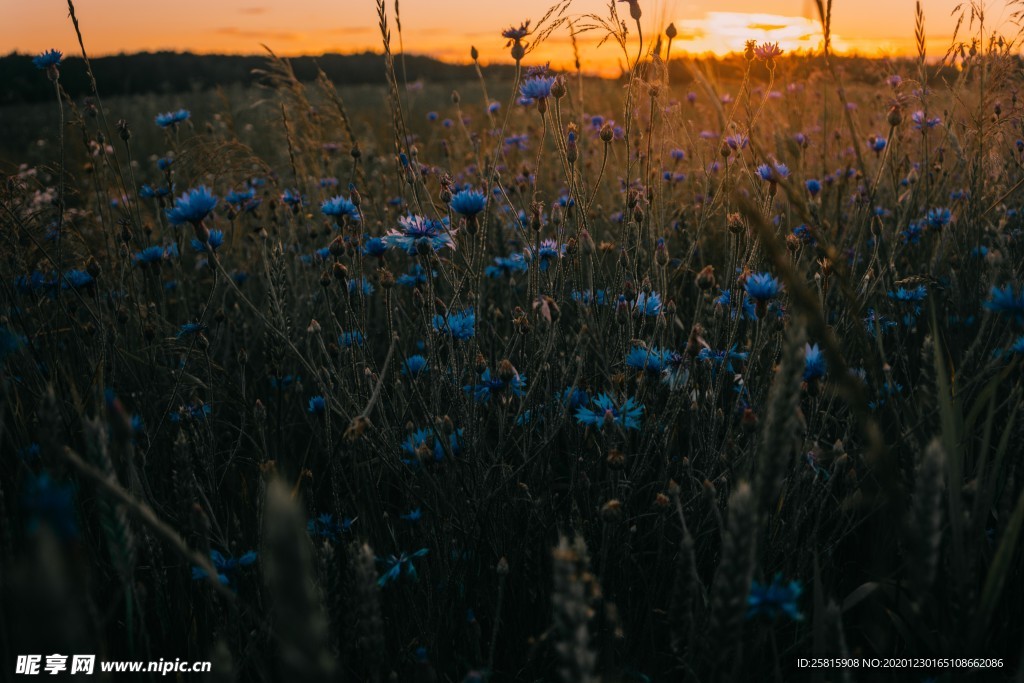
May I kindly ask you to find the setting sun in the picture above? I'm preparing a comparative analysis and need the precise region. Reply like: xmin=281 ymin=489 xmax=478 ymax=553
xmin=669 ymin=12 xmax=838 ymax=56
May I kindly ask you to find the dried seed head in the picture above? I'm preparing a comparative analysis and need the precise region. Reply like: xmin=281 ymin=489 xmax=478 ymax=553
xmin=741 ymin=407 xmax=759 ymax=432
xmin=601 ymin=499 xmax=624 ymax=522
xmin=607 ymin=448 xmax=626 ymax=470
xmin=727 ymin=212 xmax=744 ymax=234
xmin=551 ymin=77 xmax=566 ymax=99
xmin=344 ymin=415 xmax=371 ymax=442
xmin=696 ymin=264 xmax=716 ymax=290
xmin=580 ymin=229 xmax=595 ymax=255
xmin=887 ymin=105 xmax=903 ymax=127
xmin=498 ymin=359 xmax=517 ymax=382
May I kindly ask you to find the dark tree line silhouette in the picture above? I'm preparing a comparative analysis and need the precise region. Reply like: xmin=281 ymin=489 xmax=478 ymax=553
xmin=0 ymin=49 xmax=973 ymax=106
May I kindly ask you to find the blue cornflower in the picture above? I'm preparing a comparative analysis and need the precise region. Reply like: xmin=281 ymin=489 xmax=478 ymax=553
xmin=526 ymin=239 xmax=564 ymax=271
xmin=868 ymin=381 xmax=904 ymax=410
xmin=166 ymin=186 xmax=217 ymax=226
xmin=269 ymin=374 xmax=299 ymax=390
xmin=14 ymin=271 xmax=51 ymax=294
xmin=888 ymin=285 xmax=927 ymax=326
xmin=725 ymin=134 xmax=748 ymax=150
xmin=225 ymin=188 xmax=255 ymax=206
xmin=697 ymin=345 xmax=749 ymax=373
xmin=864 ymin=308 xmax=898 ymax=336
xmin=348 ymin=277 xmax=375 ymax=296
xmin=139 ymin=183 xmax=171 ymax=199
xmin=0 ymin=326 xmax=22 ymax=363
xmin=1007 ymin=335 xmax=1024 ymax=355
xmin=402 ymin=354 xmax=428 ymax=377
xmin=320 ymin=195 xmax=361 ymax=221
xmin=21 ymin=472 xmax=77 ymax=540
xmin=17 ymin=443 xmax=41 ymax=462
xmin=376 ymin=548 xmax=429 ymax=587
xmin=559 ymin=386 xmax=590 ymax=410
xmin=281 ymin=189 xmax=304 ymax=207
xmin=714 ymin=288 xmax=757 ymax=321
xmin=464 ymin=368 xmax=527 ymax=403
xmin=400 ymin=427 xmax=462 ymax=465
xmin=575 ymin=393 xmax=644 ymax=431
xmin=33 ymin=49 xmax=63 ymax=70
xmin=504 ymin=134 xmax=529 ymax=150
xmin=177 ymin=322 xmax=207 ymax=338
xmin=662 ymin=351 xmax=690 ymax=390
xmin=486 ymin=253 xmax=529 ymax=278
xmin=450 ymin=189 xmax=487 ymax=217
xmin=400 ymin=508 xmax=422 ymax=523
xmin=338 ymin=331 xmax=364 ymax=347
xmin=155 ymin=108 xmax=190 ymax=128
xmin=870 ymin=136 xmax=887 ymax=152
xmin=911 ymin=110 xmax=941 ymax=130
xmin=191 ymin=229 xmax=224 ymax=253
xmin=307 ymin=513 xmax=351 ymax=541
xmin=191 ymin=549 xmax=257 ymax=587
xmin=803 ymin=343 xmax=827 ymax=381
xmin=926 ymin=207 xmax=952 ymax=229
xmin=756 ymin=162 xmax=789 ymax=182
xmin=170 ymin=402 xmax=212 ymax=423
xmin=805 ymin=179 xmax=821 ymax=196
xmin=308 ymin=395 xmax=326 ymax=415
xmin=747 ymin=575 xmax=804 ymax=621
xmin=984 ymin=284 xmax=1024 ymax=326
xmin=571 ymin=289 xmax=608 ymax=305
xmin=395 ymin=264 xmax=428 ymax=287
xmin=362 ymin=236 xmax=388 ymax=257
xmin=633 ymin=291 xmax=663 ymax=317
xmin=792 ymin=224 xmax=816 ymax=246
xmin=130 ymin=414 xmax=145 ymax=439
xmin=432 ymin=308 xmax=475 ymax=340
xmin=900 ymin=221 xmax=925 ymax=245
xmin=519 ymin=76 xmax=556 ymax=103
xmin=386 ymin=215 xmax=454 ymax=254
xmin=744 ymin=273 xmax=783 ymax=302
xmin=60 ymin=269 xmax=94 ymax=290
xmin=625 ymin=346 xmax=671 ymax=375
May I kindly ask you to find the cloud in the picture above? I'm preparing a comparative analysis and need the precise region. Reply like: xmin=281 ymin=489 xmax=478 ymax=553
xmin=239 ymin=6 xmax=266 ymax=15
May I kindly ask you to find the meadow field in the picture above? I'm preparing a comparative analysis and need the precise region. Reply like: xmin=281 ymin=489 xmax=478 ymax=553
xmin=2 ymin=0 xmax=1024 ymax=681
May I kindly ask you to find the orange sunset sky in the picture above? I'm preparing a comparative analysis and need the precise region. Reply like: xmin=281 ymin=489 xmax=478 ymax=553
xmin=1 ymin=0 xmax=1017 ymax=73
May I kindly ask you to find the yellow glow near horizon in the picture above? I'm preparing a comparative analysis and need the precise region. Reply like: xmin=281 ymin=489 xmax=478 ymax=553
xmin=0 ymin=0 xmax=995 ymax=77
